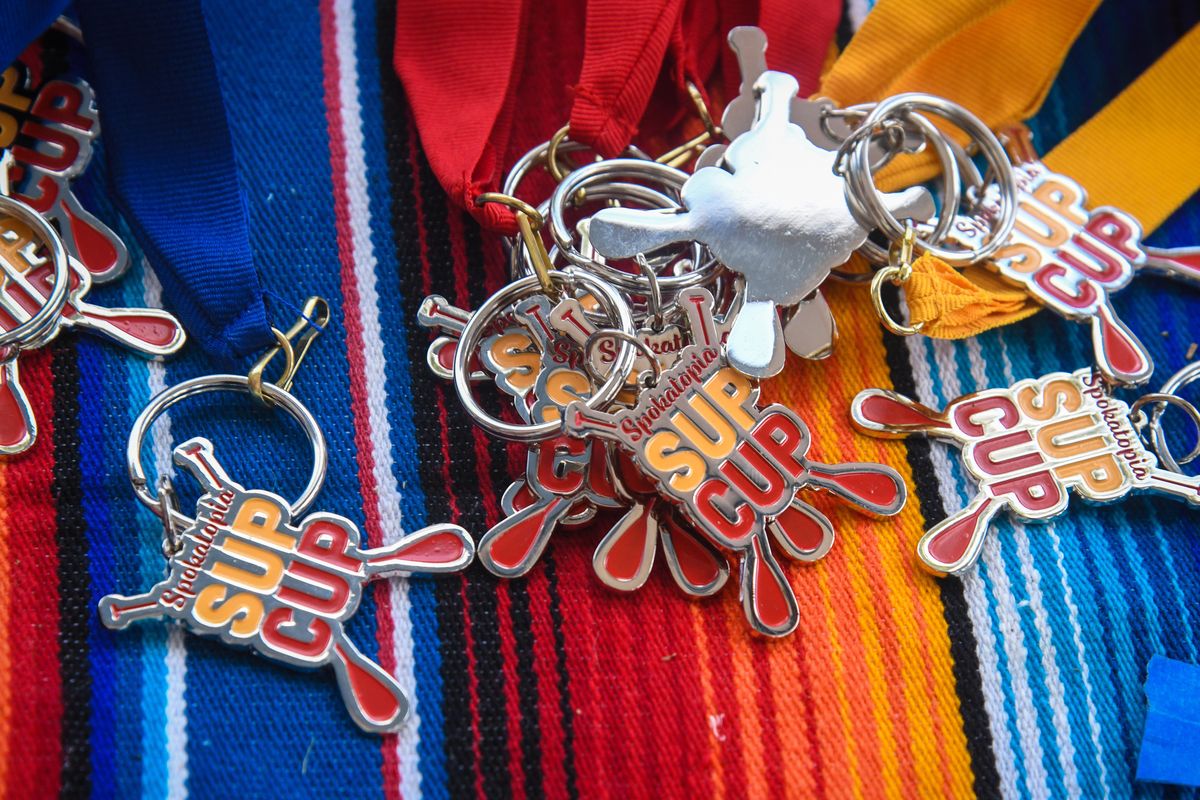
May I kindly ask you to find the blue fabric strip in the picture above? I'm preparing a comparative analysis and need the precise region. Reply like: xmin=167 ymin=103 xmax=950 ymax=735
xmin=76 ymin=0 xmax=274 ymax=359
xmin=1137 ymin=656 xmax=1200 ymax=787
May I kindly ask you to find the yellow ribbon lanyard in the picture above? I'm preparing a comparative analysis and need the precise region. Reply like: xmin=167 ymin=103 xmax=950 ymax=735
xmin=818 ymin=0 xmax=1200 ymax=339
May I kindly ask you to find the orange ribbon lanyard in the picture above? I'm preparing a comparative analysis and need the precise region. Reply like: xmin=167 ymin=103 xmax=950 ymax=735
xmin=818 ymin=0 xmax=1200 ymax=338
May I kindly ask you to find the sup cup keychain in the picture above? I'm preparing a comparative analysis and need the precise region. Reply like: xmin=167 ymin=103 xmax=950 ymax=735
xmin=98 ymin=300 xmax=474 ymax=734
xmin=562 ymin=286 xmax=908 ymax=636
xmin=850 ymin=361 xmax=1200 ymax=576
xmin=0 ymin=172 xmax=183 ymax=455
xmin=925 ymin=125 xmax=1200 ymax=386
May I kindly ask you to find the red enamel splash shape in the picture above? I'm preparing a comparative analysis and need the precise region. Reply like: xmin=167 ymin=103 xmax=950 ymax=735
xmin=385 ymin=529 xmax=469 ymax=565
xmin=604 ymin=505 xmax=654 ymax=581
xmin=751 ymin=538 xmax=792 ymax=631
xmin=809 ymin=463 xmax=901 ymax=509
xmin=486 ymin=501 xmax=559 ymax=570
xmin=860 ymin=393 xmax=949 ymax=430
xmin=61 ymin=201 xmax=120 ymax=276
xmin=1096 ymin=304 xmax=1148 ymax=378
xmin=926 ymin=501 xmax=994 ymax=567
xmin=664 ymin=517 xmax=722 ymax=586
xmin=772 ymin=503 xmax=827 ymax=553
xmin=334 ymin=645 xmax=403 ymax=726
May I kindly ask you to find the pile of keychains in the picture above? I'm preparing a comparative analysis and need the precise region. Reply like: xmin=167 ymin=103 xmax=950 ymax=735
xmin=3 ymin=20 xmax=1198 ymax=737
xmin=417 ymin=26 xmax=1200 ymax=640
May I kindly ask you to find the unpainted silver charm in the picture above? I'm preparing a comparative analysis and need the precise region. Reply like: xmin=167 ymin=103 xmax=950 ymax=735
xmin=588 ymin=70 xmax=929 ymax=377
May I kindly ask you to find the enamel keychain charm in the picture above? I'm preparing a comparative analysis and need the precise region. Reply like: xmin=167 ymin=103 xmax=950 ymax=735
xmin=851 ymin=363 xmax=1200 ymax=575
xmin=941 ymin=127 xmax=1200 ymax=385
xmin=99 ymin=303 xmax=474 ymax=733
xmin=422 ymin=272 xmax=735 ymax=598
xmin=5 ymin=18 xmax=130 ymax=280
xmin=564 ymin=287 xmax=907 ymax=635
xmin=0 ymin=182 xmax=184 ymax=454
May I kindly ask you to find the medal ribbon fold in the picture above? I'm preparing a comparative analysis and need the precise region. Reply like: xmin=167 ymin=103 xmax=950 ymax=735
xmin=393 ymin=0 xmax=840 ymax=234
xmin=76 ymin=0 xmax=275 ymax=359
xmin=825 ymin=0 xmax=1200 ymax=339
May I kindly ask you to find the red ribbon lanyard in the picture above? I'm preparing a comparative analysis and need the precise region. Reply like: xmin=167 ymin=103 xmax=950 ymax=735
xmin=393 ymin=0 xmax=843 ymax=235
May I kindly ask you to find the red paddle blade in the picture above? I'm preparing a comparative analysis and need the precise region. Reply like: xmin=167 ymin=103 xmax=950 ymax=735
xmin=805 ymin=461 xmax=907 ymax=516
xmin=478 ymin=497 xmax=571 ymax=577
xmin=917 ymin=494 xmax=1002 ymax=576
xmin=1142 ymin=246 xmax=1200 ymax=287
xmin=57 ymin=192 xmax=128 ymax=283
xmin=1091 ymin=302 xmax=1152 ymax=386
xmin=67 ymin=301 xmax=185 ymax=357
xmin=767 ymin=500 xmax=835 ymax=562
xmin=659 ymin=511 xmax=729 ymax=597
xmin=364 ymin=524 xmax=475 ymax=576
xmin=0 ymin=359 xmax=35 ymax=455
xmin=592 ymin=502 xmax=658 ymax=592
xmin=740 ymin=531 xmax=799 ymax=637
xmin=331 ymin=639 xmax=409 ymax=733
xmin=851 ymin=389 xmax=952 ymax=438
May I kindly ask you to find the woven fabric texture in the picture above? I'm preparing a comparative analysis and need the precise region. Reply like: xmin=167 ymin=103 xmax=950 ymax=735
xmin=2 ymin=0 xmax=1198 ymax=798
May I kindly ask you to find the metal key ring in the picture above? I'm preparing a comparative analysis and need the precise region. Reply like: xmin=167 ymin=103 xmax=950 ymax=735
xmin=583 ymin=329 xmax=663 ymax=389
xmin=501 ymin=139 xmax=651 ymax=201
xmin=842 ymin=109 xmax=962 ymax=265
xmin=844 ymin=93 xmax=1017 ymax=266
xmin=509 ymin=185 xmax=681 ymax=282
xmin=0 ymin=193 xmax=72 ymax=349
xmin=1140 ymin=361 xmax=1200 ymax=473
xmin=548 ymin=159 xmax=720 ymax=293
xmin=453 ymin=268 xmax=636 ymax=442
xmin=127 ymin=375 xmax=328 ymax=531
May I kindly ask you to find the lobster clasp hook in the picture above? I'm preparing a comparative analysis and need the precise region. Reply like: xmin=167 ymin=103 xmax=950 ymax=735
xmin=248 ymin=296 xmax=331 ymax=405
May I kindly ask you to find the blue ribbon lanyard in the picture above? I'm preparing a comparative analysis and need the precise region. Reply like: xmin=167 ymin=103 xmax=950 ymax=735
xmin=3 ymin=0 xmax=275 ymax=359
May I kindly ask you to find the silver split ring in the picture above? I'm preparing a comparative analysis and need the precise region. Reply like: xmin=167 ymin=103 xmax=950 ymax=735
xmin=127 ymin=375 xmax=328 ymax=531
xmin=453 ymin=268 xmax=636 ymax=442
xmin=844 ymin=93 xmax=1017 ymax=266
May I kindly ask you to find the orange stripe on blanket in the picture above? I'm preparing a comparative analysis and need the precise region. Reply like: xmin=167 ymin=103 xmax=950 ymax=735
xmin=761 ymin=280 xmax=975 ymax=798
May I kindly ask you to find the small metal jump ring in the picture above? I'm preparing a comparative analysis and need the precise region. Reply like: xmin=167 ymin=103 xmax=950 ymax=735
xmin=453 ymin=268 xmax=637 ymax=443
xmin=1138 ymin=361 xmax=1200 ymax=473
xmin=546 ymin=125 xmax=574 ymax=182
xmin=870 ymin=224 xmax=924 ymax=337
xmin=634 ymin=254 xmax=664 ymax=329
xmin=156 ymin=475 xmax=182 ymax=557
xmin=584 ymin=329 xmax=663 ymax=389
xmin=869 ymin=266 xmax=923 ymax=337
xmin=126 ymin=375 xmax=329 ymax=532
